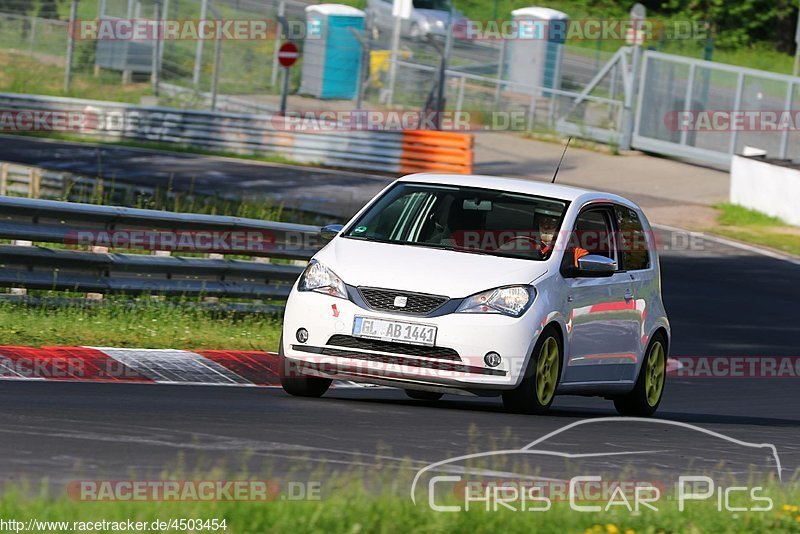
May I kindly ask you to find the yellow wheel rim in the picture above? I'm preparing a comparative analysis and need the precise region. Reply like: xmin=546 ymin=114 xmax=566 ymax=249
xmin=535 ymin=337 xmax=559 ymax=405
xmin=645 ymin=341 xmax=665 ymax=407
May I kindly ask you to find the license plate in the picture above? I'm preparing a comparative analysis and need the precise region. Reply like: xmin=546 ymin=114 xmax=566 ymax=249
xmin=352 ymin=316 xmax=437 ymax=346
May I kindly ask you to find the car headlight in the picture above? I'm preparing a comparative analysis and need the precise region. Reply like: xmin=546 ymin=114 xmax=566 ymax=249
xmin=298 ymin=260 xmax=347 ymax=299
xmin=456 ymin=286 xmax=535 ymax=317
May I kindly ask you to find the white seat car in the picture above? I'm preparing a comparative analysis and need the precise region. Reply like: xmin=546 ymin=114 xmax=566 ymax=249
xmin=280 ymin=174 xmax=670 ymax=416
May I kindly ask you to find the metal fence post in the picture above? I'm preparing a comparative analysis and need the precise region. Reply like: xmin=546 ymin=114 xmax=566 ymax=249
xmin=210 ymin=24 xmax=222 ymax=110
xmin=63 ymin=0 xmax=78 ymax=93
xmin=728 ymin=72 xmax=744 ymax=156
xmin=122 ymin=0 xmax=135 ymax=84
xmin=493 ymin=40 xmax=507 ymax=110
xmin=206 ymin=2 xmax=224 ymax=110
xmin=779 ymin=81 xmax=794 ymax=159
xmin=455 ymin=75 xmax=465 ymax=113
xmin=527 ymin=90 xmax=537 ymax=132
xmin=29 ymin=15 xmax=37 ymax=55
xmin=679 ymin=63 xmax=696 ymax=147
xmin=271 ymin=1 xmax=286 ymax=89
xmin=619 ymin=4 xmax=646 ymax=151
xmin=193 ymin=0 xmax=209 ymax=88
xmin=151 ymin=1 xmax=162 ymax=97
xmin=386 ymin=14 xmax=403 ymax=107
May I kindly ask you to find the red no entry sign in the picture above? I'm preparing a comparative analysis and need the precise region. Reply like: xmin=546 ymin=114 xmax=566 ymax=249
xmin=278 ymin=42 xmax=299 ymax=68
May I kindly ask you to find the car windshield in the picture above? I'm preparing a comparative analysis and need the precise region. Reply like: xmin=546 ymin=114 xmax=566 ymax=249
xmin=344 ymin=182 xmax=568 ymax=260
xmin=413 ymin=0 xmax=451 ymax=11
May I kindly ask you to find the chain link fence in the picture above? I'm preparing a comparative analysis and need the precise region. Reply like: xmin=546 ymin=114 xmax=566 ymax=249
xmin=12 ymin=0 xmax=799 ymax=167
xmin=0 ymin=0 xmax=624 ymax=131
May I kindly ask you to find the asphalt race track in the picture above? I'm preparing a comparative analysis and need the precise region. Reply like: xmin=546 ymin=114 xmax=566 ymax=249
xmin=1 ymin=136 xmax=798 ymax=490
xmin=0 ymin=135 xmax=391 ymax=218
xmin=1 ymin=229 xmax=798 ymax=488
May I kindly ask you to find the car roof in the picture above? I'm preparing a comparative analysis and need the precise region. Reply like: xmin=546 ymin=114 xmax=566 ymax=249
xmin=398 ymin=173 xmax=640 ymax=209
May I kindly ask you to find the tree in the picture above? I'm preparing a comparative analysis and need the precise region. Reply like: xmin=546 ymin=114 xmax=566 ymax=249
xmin=659 ymin=0 xmax=797 ymax=52
xmin=0 ymin=0 xmax=33 ymax=39
xmin=38 ymin=0 xmax=61 ymax=20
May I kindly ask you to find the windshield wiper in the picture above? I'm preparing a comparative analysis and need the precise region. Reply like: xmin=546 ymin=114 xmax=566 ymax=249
xmin=411 ymin=242 xmax=494 ymax=255
xmin=344 ymin=235 xmax=395 ymax=244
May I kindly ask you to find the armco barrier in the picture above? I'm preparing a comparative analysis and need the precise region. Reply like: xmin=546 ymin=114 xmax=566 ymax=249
xmin=0 ymin=93 xmax=473 ymax=174
xmin=0 ymin=195 xmax=321 ymax=301
xmin=400 ymin=130 xmax=473 ymax=174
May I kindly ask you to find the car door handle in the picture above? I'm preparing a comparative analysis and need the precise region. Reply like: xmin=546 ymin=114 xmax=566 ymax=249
xmin=624 ymin=289 xmax=634 ymax=301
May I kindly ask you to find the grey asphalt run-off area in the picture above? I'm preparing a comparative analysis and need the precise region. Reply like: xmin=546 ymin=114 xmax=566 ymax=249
xmin=0 ymin=135 xmax=798 ymax=494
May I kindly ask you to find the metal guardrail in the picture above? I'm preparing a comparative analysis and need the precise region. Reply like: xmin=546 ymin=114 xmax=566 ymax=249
xmin=0 ymin=196 xmax=323 ymax=302
xmin=0 ymin=93 xmax=473 ymax=174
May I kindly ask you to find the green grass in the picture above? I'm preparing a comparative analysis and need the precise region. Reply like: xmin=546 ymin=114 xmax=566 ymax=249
xmin=715 ymin=203 xmax=786 ymax=227
xmin=0 ymin=51 xmax=152 ymax=102
xmin=710 ymin=203 xmax=800 ymax=257
xmin=0 ymin=476 xmax=798 ymax=533
xmin=0 ymin=301 xmax=282 ymax=350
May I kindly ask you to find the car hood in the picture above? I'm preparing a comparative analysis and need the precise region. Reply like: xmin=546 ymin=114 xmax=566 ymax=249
xmin=314 ymin=237 xmax=548 ymax=298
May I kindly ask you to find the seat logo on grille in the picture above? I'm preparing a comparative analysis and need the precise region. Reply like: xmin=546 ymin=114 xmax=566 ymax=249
xmin=393 ymin=296 xmax=408 ymax=308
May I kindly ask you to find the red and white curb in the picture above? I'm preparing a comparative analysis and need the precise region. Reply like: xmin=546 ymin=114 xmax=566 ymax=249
xmin=0 ymin=345 xmax=683 ymax=387
xmin=0 ymin=346 xmax=368 ymax=388
xmin=667 ymin=358 xmax=683 ymax=373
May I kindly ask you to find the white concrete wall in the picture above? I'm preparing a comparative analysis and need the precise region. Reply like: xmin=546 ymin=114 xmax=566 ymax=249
xmin=730 ymin=155 xmax=800 ymax=227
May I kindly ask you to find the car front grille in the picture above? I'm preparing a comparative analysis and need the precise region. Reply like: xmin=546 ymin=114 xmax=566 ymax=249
xmin=326 ymin=335 xmax=460 ymax=361
xmin=358 ymin=287 xmax=448 ymax=315
xmin=291 ymin=344 xmax=506 ymax=377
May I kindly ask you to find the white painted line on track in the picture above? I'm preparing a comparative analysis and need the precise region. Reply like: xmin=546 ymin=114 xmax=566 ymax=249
xmin=652 ymin=223 xmax=800 ymax=266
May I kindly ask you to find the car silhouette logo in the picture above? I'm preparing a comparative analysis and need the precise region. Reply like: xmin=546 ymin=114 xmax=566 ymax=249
xmin=394 ymin=296 xmax=408 ymax=307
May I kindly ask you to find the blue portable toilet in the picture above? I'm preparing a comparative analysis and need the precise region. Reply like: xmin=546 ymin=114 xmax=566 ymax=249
xmin=300 ymin=4 xmax=365 ymax=99
xmin=506 ymin=7 xmax=568 ymax=94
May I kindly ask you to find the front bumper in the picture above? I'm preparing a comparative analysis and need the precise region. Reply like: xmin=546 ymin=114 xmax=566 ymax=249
xmin=282 ymin=288 xmax=545 ymax=391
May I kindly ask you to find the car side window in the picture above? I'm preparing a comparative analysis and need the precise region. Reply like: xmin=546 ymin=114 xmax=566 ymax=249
xmin=561 ymin=207 xmax=619 ymax=274
xmin=614 ymin=205 xmax=650 ymax=271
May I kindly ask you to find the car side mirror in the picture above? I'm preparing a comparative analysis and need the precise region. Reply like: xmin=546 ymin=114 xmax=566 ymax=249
xmin=576 ymin=254 xmax=617 ymax=277
xmin=319 ymin=224 xmax=344 ymax=242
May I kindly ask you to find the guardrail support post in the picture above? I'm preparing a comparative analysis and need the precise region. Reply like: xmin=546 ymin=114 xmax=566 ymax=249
xmin=0 ymin=164 xmax=7 ymax=196
xmin=29 ymin=168 xmax=41 ymax=199
xmin=86 ymin=246 xmax=109 ymax=300
xmin=9 ymin=240 xmax=33 ymax=296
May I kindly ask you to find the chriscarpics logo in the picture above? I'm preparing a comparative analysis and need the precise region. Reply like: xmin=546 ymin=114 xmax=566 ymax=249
xmin=411 ymin=418 xmax=782 ymax=514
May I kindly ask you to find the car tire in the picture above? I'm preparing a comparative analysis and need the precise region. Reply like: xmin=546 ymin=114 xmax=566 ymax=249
xmin=502 ymin=326 xmax=562 ymax=414
xmin=404 ymin=389 xmax=443 ymax=401
xmin=278 ymin=336 xmax=332 ymax=398
xmin=613 ymin=333 xmax=667 ymax=417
